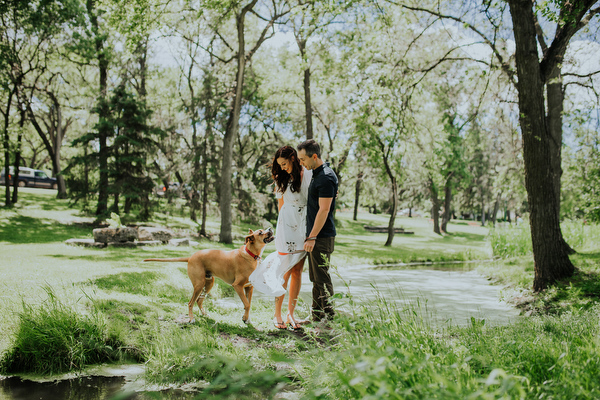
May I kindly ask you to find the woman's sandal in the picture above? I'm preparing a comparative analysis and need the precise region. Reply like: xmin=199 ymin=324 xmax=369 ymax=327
xmin=286 ymin=313 xmax=303 ymax=330
xmin=273 ymin=317 xmax=286 ymax=330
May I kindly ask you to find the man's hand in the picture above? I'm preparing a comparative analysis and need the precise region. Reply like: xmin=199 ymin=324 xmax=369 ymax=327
xmin=304 ymin=239 xmax=315 ymax=252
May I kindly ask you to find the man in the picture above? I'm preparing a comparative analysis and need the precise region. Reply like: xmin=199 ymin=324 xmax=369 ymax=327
xmin=297 ymin=139 xmax=338 ymax=322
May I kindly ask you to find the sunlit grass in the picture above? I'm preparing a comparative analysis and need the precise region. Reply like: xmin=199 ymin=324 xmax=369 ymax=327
xmin=0 ymin=287 xmax=131 ymax=375
xmin=333 ymin=211 xmax=491 ymax=265
xmin=301 ymin=294 xmax=600 ymax=399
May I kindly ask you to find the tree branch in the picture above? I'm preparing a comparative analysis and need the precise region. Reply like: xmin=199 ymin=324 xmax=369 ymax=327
xmin=540 ymin=1 xmax=600 ymax=82
xmin=387 ymin=0 xmax=517 ymax=85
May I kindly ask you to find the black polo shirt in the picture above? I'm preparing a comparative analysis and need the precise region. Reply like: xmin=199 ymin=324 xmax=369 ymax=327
xmin=306 ymin=162 xmax=338 ymax=238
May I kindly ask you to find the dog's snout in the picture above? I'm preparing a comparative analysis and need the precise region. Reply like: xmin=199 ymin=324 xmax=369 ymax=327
xmin=263 ymin=227 xmax=275 ymax=243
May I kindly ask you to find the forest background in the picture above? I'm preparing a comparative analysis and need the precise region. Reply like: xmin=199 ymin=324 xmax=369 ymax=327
xmin=1 ymin=0 xmax=599 ymax=292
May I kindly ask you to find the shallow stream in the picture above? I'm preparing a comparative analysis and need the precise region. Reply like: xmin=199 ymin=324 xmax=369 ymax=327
xmin=0 ymin=262 xmax=519 ymax=399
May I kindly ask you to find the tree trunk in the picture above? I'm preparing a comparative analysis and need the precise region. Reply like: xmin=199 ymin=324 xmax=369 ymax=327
xmin=546 ymin=66 xmax=576 ymax=255
xmin=220 ymin=10 xmax=250 ymax=244
xmin=429 ymin=177 xmax=441 ymax=235
xmin=507 ymin=0 xmax=574 ymax=291
xmin=353 ymin=170 xmax=363 ymax=221
xmin=88 ymin=0 xmax=110 ymax=217
xmin=84 ymin=144 xmax=90 ymax=200
xmin=11 ymin=106 xmax=25 ymax=204
xmin=294 ymin=28 xmax=313 ymax=140
xmin=2 ymin=88 xmax=15 ymax=207
xmin=480 ymin=190 xmax=486 ymax=227
xmin=385 ymin=176 xmax=398 ymax=246
xmin=491 ymin=192 xmax=501 ymax=225
xmin=441 ymin=176 xmax=452 ymax=233
xmin=303 ymin=66 xmax=313 ymax=140
xmin=111 ymin=193 xmax=119 ymax=214
xmin=200 ymin=102 xmax=213 ymax=237
xmin=546 ymin=66 xmax=563 ymax=220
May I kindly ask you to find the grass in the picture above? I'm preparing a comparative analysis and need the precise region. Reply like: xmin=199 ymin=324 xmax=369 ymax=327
xmin=482 ymin=220 xmax=600 ymax=315
xmin=0 ymin=287 xmax=129 ymax=375
xmin=1 ymin=189 xmax=600 ymax=400
xmin=301 ymin=295 xmax=600 ymax=399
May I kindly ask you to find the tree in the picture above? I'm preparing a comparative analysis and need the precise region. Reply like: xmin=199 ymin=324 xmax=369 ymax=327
xmin=1 ymin=0 xmax=78 ymax=205
xmin=397 ymin=0 xmax=599 ymax=289
xmin=200 ymin=0 xmax=290 ymax=243
xmin=84 ymin=0 xmax=112 ymax=217
xmin=25 ymin=76 xmax=74 ymax=199
xmin=289 ymin=0 xmax=347 ymax=140
xmin=506 ymin=0 xmax=598 ymax=290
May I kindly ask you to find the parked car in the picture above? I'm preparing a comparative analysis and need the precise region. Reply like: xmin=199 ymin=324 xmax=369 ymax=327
xmin=155 ymin=182 xmax=196 ymax=198
xmin=0 ymin=166 xmax=58 ymax=189
xmin=155 ymin=182 xmax=181 ymax=197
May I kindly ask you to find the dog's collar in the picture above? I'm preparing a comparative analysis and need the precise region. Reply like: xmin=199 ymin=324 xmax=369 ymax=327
xmin=245 ymin=246 xmax=261 ymax=261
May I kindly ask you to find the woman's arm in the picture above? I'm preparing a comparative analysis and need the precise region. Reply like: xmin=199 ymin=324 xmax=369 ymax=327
xmin=278 ymin=197 xmax=284 ymax=212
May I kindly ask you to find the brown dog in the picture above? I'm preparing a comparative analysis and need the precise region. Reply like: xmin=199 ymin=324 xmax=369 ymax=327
xmin=143 ymin=228 xmax=274 ymax=323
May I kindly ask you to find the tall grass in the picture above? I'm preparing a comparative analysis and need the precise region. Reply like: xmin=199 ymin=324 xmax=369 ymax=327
xmin=141 ymin=319 xmax=295 ymax=399
xmin=488 ymin=223 xmax=532 ymax=258
xmin=301 ymin=295 xmax=600 ymax=399
xmin=489 ymin=220 xmax=600 ymax=258
xmin=0 ymin=287 xmax=127 ymax=375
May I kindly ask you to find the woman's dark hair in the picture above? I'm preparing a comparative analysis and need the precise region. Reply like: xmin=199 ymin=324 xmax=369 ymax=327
xmin=272 ymin=146 xmax=302 ymax=194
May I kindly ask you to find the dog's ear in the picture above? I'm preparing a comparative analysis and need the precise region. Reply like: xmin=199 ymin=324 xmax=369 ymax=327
xmin=245 ymin=233 xmax=255 ymax=244
xmin=248 ymin=229 xmax=253 ymax=234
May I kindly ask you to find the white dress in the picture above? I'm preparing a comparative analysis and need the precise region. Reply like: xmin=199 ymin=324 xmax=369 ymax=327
xmin=250 ymin=167 xmax=313 ymax=297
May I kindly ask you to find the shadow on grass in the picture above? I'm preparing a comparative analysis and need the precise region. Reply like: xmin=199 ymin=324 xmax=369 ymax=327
xmin=48 ymin=248 xmax=192 ymax=263
xmin=189 ymin=316 xmax=327 ymax=347
xmin=443 ymin=231 xmax=488 ymax=242
xmin=0 ymin=214 xmax=93 ymax=244
xmin=521 ymin=252 xmax=600 ymax=315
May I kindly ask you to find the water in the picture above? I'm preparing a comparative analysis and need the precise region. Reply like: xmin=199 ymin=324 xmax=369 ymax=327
xmin=337 ymin=262 xmax=520 ymax=326
xmin=0 ymin=365 xmax=193 ymax=400
xmin=254 ymin=261 xmax=520 ymax=326
xmin=1 ymin=263 xmax=518 ymax=399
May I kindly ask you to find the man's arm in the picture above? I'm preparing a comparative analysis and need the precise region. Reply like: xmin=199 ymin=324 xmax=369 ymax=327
xmin=303 ymin=197 xmax=333 ymax=252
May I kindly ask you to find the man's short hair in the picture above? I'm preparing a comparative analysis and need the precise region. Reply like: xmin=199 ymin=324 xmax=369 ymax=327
xmin=298 ymin=139 xmax=321 ymax=159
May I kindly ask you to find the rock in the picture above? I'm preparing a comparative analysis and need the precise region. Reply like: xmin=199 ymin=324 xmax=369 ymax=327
xmin=169 ymin=238 xmax=199 ymax=247
xmin=107 ymin=241 xmax=137 ymax=248
xmin=93 ymin=227 xmax=138 ymax=243
xmin=138 ymin=227 xmax=173 ymax=243
xmin=136 ymin=240 xmax=162 ymax=247
xmin=65 ymin=238 xmax=106 ymax=248
xmin=170 ymin=238 xmax=189 ymax=246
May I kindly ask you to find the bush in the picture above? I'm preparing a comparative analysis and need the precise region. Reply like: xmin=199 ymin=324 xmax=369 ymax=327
xmin=0 ymin=288 xmax=126 ymax=375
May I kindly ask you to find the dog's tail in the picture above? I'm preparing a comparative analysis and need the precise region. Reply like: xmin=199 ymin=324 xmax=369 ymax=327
xmin=143 ymin=257 xmax=190 ymax=263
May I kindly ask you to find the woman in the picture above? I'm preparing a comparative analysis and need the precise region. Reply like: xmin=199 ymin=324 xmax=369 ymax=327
xmin=250 ymin=146 xmax=312 ymax=329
